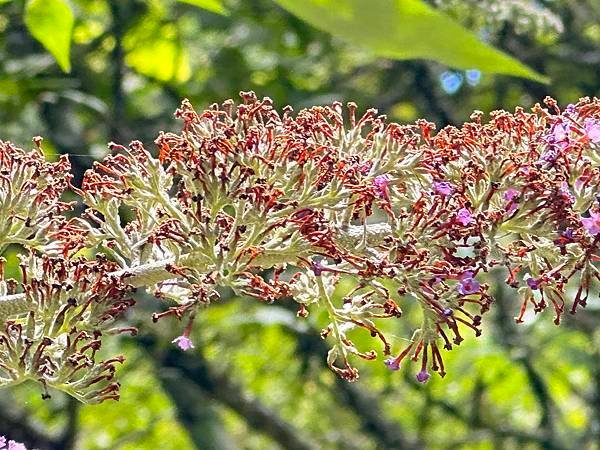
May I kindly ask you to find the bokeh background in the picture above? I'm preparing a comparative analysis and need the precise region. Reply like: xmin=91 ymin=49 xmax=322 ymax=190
xmin=1 ymin=0 xmax=600 ymax=449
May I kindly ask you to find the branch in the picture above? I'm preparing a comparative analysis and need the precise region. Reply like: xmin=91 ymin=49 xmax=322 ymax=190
xmin=0 ymin=224 xmax=392 ymax=319
xmin=158 ymin=369 xmax=238 ymax=450
xmin=0 ymin=399 xmax=63 ymax=450
xmin=138 ymin=333 xmax=319 ymax=450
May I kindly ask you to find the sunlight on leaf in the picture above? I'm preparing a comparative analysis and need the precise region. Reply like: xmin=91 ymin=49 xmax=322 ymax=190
xmin=24 ymin=0 xmax=74 ymax=72
xmin=272 ymin=0 xmax=548 ymax=83
xmin=125 ymin=19 xmax=192 ymax=83
xmin=178 ymin=0 xmax=228 ymax=15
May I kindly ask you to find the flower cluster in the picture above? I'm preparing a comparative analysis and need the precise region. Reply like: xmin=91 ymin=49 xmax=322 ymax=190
xmin=0 ymin=140 xmax=74 ymax=255
xmin=0 ymin=255 xmax=134 ymax=402
xmin=432 ymin=0 xmax=564 ymax=37
xmin=0 ymin=93 xmax=599 ymax=402
xmin=0 ymin=436 xmax=26 ymax=450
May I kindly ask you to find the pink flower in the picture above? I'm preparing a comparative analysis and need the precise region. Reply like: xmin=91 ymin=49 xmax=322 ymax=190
xmin=503 ymin=188 xmax=519 ymax=202
xmin=547 ymin=121 xmax=570 ymax=149
xmin=433 ymin=181 xmax=453 ymax=196
xmin=581 ymin=211 xmax=600 ymax=235
xmin=358 ymin=161 xmax=372 ymax=175
xmin=373 ymin=174 xmax=390 ymax=199
xmin=172 ymin=335 xmax=195 ymax=351
xmin=584 ymin=118 xmax=600 ymax=143
xmin=8 ymin=442 xmax=27 ymax=450
xmin=0 ymin=438 xmax=27 ymax=450
xmin=456 ymin=208 xmax=473 ymax=226
xmin=457 ymin=271 xmax=480 ymax=295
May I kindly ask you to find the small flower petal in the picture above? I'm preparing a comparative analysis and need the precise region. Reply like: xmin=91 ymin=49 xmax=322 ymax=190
xmin=433 ymin=181 xmax=453 ymax=196
xmin=503 ymin=188 xmax=519 ymax=202
xmin=8 ymin=441 xmax=27 ymax=450
xmin=456 ymin=208 xmax=473 ymax=226
xmin=172 ymin=335 xmax=195 ymax=351
xmin=584 ymin=118 xmax=600 ymax=143
xmin=384 ymin=357 xmax=401 ymax=371
xmin=416 ymin=370 xmax=430 ymax=383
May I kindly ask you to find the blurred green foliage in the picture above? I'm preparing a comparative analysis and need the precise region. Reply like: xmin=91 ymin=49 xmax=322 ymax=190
xmin=0 ymin=0 xmax=600 ymax=449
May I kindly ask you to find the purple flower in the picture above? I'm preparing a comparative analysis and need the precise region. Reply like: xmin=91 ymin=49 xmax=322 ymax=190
xmin=503 ymin=188 xmax=519 ymax=202
xmin=373 ymin=174 xmax=390 ymax=199
xmin=584 ymin=118 xmax=600 ymax=143
xmin=0 ymin=437 xmax=5 ymax=448
xmin=433 ymin=181 xmax=453 ymax=196
xmin=456 ymin=208 xmax=473 ymax=226
xmin=539 ymin=148 xmax=558 ymax=163
xmin=562 ymin=228 xmax=574 ymax=240
xmin=442 ymin=308 xmax=453 ymax=317
xmin=565 ymin=104 xmax=576 ymax=114
xmin=416 ymin=370 xmax=430 ymax=383
xmin=457 ymin=271 xmax=480 ymax=295
xmin=172 ymin=335 xmax=195 ymax=351
xmin=311 ymin=260 xmax=324 ymax=276
xmin=384 ymin=357 xmax=400 ymax=371
xmin=526 ymin=278 xmax=540 ymax=290
xmin=581 ymin=211 xmax=600 ymax=235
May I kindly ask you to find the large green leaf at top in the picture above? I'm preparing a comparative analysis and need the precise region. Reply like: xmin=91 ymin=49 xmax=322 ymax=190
xmin=24 ymin=0 xmax=74 ymax=72
xmin=178 ymin=0 xmax=228 ymax=15
xmin=272 ymin=0 xmax=548 ymax=83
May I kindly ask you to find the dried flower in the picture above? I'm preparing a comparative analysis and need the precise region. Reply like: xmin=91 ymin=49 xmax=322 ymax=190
xmin=2 ymin=94 xmax=600 ymax=401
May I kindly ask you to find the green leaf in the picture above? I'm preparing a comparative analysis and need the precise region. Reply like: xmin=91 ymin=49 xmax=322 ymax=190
xmin=24 ymin=0 xmax=74 ymax=72
xmin=177 ymin=0 xmax=228 ymax=15
xmin=125 ymin=19 xmax=192 ymax=83
xmin=272 ymin=0 xmax=548 ymax=83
